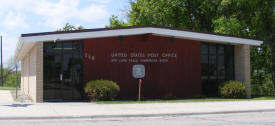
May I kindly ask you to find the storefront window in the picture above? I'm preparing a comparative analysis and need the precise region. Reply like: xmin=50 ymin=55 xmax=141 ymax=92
xmin=200 ymin=43 xmax=234 ymax=96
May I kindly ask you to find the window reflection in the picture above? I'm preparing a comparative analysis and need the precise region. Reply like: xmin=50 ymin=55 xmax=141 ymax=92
xmin=43 ymin=41 xmax=84 ymax=101
xmin=200 ymin=43 xmax=234 ymax=97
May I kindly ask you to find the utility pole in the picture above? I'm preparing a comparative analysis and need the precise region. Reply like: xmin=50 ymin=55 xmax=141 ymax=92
xmin=0 ymin=36 xmax=3 ymax=87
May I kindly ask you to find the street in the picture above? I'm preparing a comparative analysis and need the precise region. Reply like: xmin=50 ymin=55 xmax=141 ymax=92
xmin=1 ymin=111 xmax=275 ymax=126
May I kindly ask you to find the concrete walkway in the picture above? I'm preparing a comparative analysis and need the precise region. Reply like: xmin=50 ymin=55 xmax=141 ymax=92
xmin=0 ymin=90 xmax=14 ymax=103
xmin=0 ymin=100 xmax=275 ymax=119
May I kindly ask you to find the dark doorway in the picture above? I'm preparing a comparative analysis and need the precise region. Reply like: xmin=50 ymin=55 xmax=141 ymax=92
xmin=201 ymin=43 xmax=234 ymax=97
xmin=43 ymin=41 xmax=84 ymax=101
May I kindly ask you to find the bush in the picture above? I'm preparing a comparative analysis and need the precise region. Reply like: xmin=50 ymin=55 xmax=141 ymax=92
xmin=252 ymin=79 xmax=274 ymax=97
xmin=219 ymin=80 xmax=246 ymax=98
xmin=251 ymin=73 xmax=274 ymax=97
xmin=84 ymin=79 xmax=120 ymax=101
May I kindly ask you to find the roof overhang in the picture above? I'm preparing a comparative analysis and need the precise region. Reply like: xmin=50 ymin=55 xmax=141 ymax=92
xmin=15 ymin=27 xmax=263 ymax=61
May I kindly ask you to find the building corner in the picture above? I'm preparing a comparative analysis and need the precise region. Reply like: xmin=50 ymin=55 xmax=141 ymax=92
xmin=234 ymin=44 xmax=251 ymax=98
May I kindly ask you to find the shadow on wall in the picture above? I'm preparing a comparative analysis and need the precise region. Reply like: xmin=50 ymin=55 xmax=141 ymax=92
xmin=2 ymin=104 xmax=33 ymax=107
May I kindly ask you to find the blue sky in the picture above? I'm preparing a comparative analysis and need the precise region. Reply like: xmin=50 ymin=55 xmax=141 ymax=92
xmin=0 ymin=0 xmax=130 ymax=66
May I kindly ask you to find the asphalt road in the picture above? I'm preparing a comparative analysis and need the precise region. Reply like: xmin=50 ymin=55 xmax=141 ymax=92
xmin=1 ymin=111 xmax=275 ymax=126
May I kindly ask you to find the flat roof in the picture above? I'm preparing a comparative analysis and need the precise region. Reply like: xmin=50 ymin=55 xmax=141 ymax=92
xmin=15 ymin=26 xmax=263 ymax=60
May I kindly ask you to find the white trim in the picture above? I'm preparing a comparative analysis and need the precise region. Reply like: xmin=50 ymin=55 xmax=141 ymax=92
xmin=15 ymin=27 xmax=263 ymax=60
xmin=21 ymin=27 xmax=262 ymax=45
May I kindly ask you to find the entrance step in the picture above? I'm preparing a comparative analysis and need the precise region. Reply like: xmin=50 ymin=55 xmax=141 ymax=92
xmin=10 ymin=90 xmax=33 ymax=103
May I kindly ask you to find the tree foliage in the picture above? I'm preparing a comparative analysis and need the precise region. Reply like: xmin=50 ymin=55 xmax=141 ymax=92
xmin=57 ymin=23 xmax=84 ymax=31
xmin=106 ymin=15 xmax=130 ymax=28
xmin=129 ymin=0 xmax=221 ymax=32
xmin=0 ymin=57 xmax=20 ymax=87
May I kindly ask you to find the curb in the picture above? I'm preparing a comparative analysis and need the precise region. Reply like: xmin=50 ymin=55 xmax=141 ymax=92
xmin=1 ymin=109 xmax=275 ymax=120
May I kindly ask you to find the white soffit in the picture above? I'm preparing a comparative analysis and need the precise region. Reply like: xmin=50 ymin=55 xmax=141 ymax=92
xmin=15 ymin=39 xmax=36 ymax=61
xmin=16 ymin=27 xmax=263 ymax=60
xmin=20 ymin=27 xmax=262 ymax=45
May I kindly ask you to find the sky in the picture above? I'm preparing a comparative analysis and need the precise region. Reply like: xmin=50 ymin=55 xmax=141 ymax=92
xmin=0 ymin=0 xmax=130 ymax=66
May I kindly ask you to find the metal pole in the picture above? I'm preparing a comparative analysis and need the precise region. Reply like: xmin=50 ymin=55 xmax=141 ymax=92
xmin=138 ymin=79 xmax=142 ymax=101
xmin=16 ymin=64 xmax=18 ymax=99
xmin=0 ymin=36 xmax=3 ymax=87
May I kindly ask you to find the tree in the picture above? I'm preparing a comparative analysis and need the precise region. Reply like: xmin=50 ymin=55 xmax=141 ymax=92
xmin=212 ymin=0 xmax=274 ymax=95
xmin=106 ymin=15 xmax=130 ymax=28
xmin=0 ymin=56 xmax=20 ymax=87
xmin=57 ymin=23 xmax=84 ymax=31
xmin=213 ymin=0 xmax=275 ymax=93
xmin=129 ymin=0 xmax=221 ymax=32
xmin=252 ymin=0 xmax=275 ymax=91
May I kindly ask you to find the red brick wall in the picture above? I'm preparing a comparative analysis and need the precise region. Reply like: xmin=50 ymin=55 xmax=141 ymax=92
xmin=83 ymin=34 xmax=201 ymax=99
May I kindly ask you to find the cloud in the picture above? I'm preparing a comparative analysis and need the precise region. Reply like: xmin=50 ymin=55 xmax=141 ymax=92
xmin=0 ymin=0 xmax=111 ymax=65
xmin=90 ymin=0 xmax=112 ymax=4
xmin=2 ymin=11 xmax=28 ymax=30
xmin=0 ymin=0 xmax=34 ymax=11
xmin=0 ymin=0 xmax=109 ymax=28
xmin=76 ymin=4 xmax=109 ymax=21
xmin=33 ymin=0 xmax=109 ymax=28
xmin=33 ymin=0 xmax=77 ymax=28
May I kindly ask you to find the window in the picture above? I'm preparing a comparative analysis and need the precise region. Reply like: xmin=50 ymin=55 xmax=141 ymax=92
xmin=200 ymin=43 xmax=234 ymax=96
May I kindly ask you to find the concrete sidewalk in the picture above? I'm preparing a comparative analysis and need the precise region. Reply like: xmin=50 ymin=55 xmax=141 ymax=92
xmin=0 ymin=100 xmax=275 ymax=119
xmin=0 ymin=90 xmax=14 ymax=103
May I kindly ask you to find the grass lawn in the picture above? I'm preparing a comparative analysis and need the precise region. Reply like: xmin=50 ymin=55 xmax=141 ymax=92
xmin=96 ymin=96 xmax=275 ymax=104
xmin=252 ymin=96 xmax=275 ymax=100
xmin=0 ymin=86 xmax=19 ymax=90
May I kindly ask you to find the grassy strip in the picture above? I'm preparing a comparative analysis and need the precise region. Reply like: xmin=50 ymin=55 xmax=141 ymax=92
xmin=0 ymin=86 xmax=19 ymax=90
xmin=96 ymin=96 xmax=275 ymax=104
xmin=252 ymin=96 xmax=275 ymax=100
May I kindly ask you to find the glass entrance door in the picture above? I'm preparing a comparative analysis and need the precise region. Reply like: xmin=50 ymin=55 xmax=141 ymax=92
xmin=43 ymin=41 xmax=84 ymax=101
xmin=200 ymin=43 xmax=234 ymax=97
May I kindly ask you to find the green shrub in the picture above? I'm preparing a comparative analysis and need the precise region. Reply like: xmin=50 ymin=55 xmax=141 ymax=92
xmin=219 ymin=80 xmax=246 ymax=98
xmin=251 ymin=73 xmax=274 ymax=97
xmin=252 ymin=79 xmax=274 ymax=97
xmin=84 ymin=79 xmax=120 ymax=101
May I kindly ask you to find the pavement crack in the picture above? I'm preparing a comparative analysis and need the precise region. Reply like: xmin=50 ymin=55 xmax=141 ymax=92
xmin=48 ymin=104 xmax=61 ymax=117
